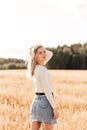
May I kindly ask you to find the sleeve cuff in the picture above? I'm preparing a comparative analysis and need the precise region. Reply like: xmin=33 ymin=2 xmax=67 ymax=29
xmin=44 ymin=50 xmax=53 ymax=64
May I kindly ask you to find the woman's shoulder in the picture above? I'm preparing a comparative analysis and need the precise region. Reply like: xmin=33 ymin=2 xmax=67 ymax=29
xmin=35 ymin=65 xmax=47 ymax=72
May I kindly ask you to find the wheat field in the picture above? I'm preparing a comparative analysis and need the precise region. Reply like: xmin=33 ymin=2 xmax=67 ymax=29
xmin=0 ymin=69 xmax=87 ymax=130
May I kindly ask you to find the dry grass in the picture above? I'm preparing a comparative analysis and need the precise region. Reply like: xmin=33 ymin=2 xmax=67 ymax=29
xmin=0 ymin=69 xmax=87 ymax=130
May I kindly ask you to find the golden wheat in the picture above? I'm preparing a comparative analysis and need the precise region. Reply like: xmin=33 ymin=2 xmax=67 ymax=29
xmin=0 ymin=70 xmax=87 ymax=130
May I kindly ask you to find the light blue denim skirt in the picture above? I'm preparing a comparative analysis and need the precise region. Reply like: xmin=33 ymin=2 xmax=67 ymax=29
xmin=30 ymin=95 xmax=57 ymax=124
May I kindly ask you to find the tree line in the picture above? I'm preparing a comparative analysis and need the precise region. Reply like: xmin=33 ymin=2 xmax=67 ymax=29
xmin=0 ymin=43 xmax=87 ymax=70
xmin=0 ymin=58 xmax=26 ymax=69
xmin=47 ymin=43 xmax=87 ymax=69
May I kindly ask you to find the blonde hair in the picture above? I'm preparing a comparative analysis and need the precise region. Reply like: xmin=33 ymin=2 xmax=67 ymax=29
xmin=27 ymin=45 xmax=43 ymax=79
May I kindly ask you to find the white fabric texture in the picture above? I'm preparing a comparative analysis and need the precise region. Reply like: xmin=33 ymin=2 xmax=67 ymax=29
xmin=33 ymin=50 xmax=56 ymax=109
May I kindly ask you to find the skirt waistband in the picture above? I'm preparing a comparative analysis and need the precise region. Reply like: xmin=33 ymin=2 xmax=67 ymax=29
xmin=35 ymin=92 xmax=53 ymax=96
xmin=35 ymin=93 xmax=45 ymax=95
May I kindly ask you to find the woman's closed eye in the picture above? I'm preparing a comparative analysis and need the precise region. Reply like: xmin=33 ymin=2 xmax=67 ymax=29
xmin=39 ymin=50 xmax=46 ymax=54
xmin=44 ymin=50 xmax=46 ymax=53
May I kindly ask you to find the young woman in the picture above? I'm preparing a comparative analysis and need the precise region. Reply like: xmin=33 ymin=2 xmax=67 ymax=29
xmin=27 ymin=44 xmax=58 ymax=130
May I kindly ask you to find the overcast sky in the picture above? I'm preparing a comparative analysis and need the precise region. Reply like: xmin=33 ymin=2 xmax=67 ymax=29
xmin=0 ymin=0 xmax=87 ymax=59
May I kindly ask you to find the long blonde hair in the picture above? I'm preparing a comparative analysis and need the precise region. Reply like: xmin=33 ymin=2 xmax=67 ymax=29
xmin=27 ymin=45 xmax=43 ymax=79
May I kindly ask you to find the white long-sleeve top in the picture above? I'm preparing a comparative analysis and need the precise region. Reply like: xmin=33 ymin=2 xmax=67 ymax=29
xmin=33 ymin=50 xmax=56 ymax=109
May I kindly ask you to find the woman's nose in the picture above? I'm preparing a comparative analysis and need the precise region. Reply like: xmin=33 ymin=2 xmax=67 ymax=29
xmin=43 ymin=53 xmax=46 ymax=56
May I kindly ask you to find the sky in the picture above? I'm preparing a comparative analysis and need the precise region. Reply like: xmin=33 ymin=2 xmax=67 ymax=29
xmin=0 ymin=0 xmax=87 ymax=60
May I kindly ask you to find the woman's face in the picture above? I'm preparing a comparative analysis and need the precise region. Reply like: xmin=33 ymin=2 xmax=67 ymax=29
xmin=35 ymin=46 xmax=47 ymax=65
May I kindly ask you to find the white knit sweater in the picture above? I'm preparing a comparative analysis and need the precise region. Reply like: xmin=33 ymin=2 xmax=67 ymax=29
xmin=33 ymin=50 xmax=56 ymax=109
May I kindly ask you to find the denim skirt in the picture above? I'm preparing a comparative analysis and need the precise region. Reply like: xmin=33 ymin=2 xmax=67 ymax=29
xmin=30 ymin=95 xmax=57 ymax=124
